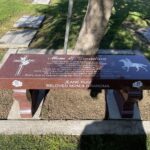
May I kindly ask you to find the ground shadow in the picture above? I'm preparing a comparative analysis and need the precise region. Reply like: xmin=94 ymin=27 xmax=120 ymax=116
xmin=78 ymin=121 xmax=147 ymax=150
xmin=100 ymin=0 xmax=150 ymax=50
xmin=30 ymin=0 xmax=87 ymax=52
xmin=29 ymin=89 xmax=49 ymax=116
xmin=79 ymin=77 xmax=147 ymax=150
xmin=79 ymin=51 xmax=148 ymax=149
xmin=100 ymin=0 xmax=135 ymax=49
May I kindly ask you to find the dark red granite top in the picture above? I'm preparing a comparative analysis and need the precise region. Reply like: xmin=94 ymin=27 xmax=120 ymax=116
xmin=0 ymin=54 xmax=150 ymax=89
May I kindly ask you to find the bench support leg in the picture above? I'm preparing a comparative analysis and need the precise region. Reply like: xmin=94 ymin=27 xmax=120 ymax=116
xmin=106 ymin=89 xmax=142 ymax=118
xmin=113 ymin=90 xmax=135 ymax=118
xmin=13 ymin=89 xmax=32 ymax=118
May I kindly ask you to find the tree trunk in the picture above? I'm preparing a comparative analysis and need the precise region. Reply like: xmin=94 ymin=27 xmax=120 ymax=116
xmin=75 ymin=0 xmax=114 ymax=55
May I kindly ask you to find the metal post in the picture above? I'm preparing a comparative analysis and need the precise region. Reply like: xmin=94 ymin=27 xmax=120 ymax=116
xmin=64 ymin=0 xmax=74 ymax=54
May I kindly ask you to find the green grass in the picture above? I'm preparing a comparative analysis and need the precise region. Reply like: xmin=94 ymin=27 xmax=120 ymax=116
xmin=0 ymin=1 xmax=150 ymax=149
xmin=0 ymin=0 xmax=48 ymax=59
xmin=0 ymin=49 xmax=6 ymax=61
xmin=0 ymin=135 xmax=78 ymax=150
xmin=0 ymin=0 xmax=48 ymax=36
xmin=30 ymin=0 xmax=88 ymax=50
xmin=100 ymin=0 xmax=150 ymax=58
xmin=0 ymin=0 xmax=150 ymax=57
xmin=0 ymin=135 xmax=150 ymax=150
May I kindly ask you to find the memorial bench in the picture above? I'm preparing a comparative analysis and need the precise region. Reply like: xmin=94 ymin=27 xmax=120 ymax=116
xmin=0 ymin=50 xmax=150 ymax=119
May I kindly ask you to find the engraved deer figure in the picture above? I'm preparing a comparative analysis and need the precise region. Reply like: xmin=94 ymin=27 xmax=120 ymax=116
xmin=119 ymin=58 xmax=148 ymax=72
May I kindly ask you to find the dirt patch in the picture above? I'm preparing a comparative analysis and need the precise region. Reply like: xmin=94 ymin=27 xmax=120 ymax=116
xmin=0 ymin=90 xmax=13 ymax=119
xmin=41 ymin=89 xmax=150 ymax=120
xmin=0 ymin=89 xmax=149 ymax=120
xmin=41 ymin=89 xmax=106 ymax=120
xmin=138 ymin=90 xmax=150 ymax=120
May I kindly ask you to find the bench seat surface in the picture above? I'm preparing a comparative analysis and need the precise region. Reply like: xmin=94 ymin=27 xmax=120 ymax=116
xmin=0 ymin=54 xmax=150 ymax=89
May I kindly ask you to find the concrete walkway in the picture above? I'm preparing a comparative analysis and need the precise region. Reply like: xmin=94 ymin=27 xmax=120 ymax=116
xmin=0 ymin=120 xmax=149 ymax=135
xmin=32 ymin=0 xmax=51 ymax=5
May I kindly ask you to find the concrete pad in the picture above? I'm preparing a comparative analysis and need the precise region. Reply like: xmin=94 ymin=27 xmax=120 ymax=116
xmin=137 ymin=28 xmax=150 ymax=43
xmin=7 ymin=98 xmax=43 ymax=120
xmin=32 ymin=0 xmax=51 ymax=5
xmin=106 ymin=90 xmax=121 ymax=119
xmin=0 ymin=49 xmax=18 ymax=68
xmin=0 ymin=120 xmax=149 ymax=135
xmin=7 ymin=100 xmax=21 ymax=119
xmin=0 ymin=30 xmax=37 ymax=48
xmin=13 ymin=15 xmax=45 ymax=29
xmin=32 ymin=99 xmax=44 ymax=119
xmin=133 ymin=103 xmax=141 ymax=119
xmin=98 ymin=49 xmax=135 ymax=55
xmin=47 ymin=49 xmax=84 ymax=55
xmin=106 ymin=90 xmax=141 ymax=120
xmin=17 ymin=48 xmax=47 ymax=54
xmin=17 ymin=48 xmax=74 ymax=54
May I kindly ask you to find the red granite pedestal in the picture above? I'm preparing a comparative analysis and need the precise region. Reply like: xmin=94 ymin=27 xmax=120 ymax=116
xmin=13 ymin=89 xmax=32 ymax=118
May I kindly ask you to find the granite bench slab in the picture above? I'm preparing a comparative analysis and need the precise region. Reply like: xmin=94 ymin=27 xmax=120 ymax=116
xmin=0 ymin=30 xmax=37 ymax=48
xmin=13 ymin=15 xmax=45 ymax=29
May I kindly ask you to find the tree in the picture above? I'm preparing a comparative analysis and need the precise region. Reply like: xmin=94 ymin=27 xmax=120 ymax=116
xmin=75 ymin=0 xmax=114 ymax=55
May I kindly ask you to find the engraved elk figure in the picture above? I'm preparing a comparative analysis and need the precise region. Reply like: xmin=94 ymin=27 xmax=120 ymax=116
xmin=119 ymin=58 xmax=148 ymax=72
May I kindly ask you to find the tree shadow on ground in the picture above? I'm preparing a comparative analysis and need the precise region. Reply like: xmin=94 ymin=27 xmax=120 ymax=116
xmin=79 ymin=130 xmax=147 ymax=150
xmin=30 ymin=0 xmax=87 ymax=52
xmin=29 ymin=90 xmax=49 ymax=116
xmin=78 ymin=51 xmax=148 ymax=150
xmin=79 ymin=84 xmax=147 ymax=150
xmin=100 ymin=0 xmax=150 ymax=51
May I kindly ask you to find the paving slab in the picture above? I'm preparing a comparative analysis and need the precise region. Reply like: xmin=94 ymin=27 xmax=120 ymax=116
xmin=32 ymin=0 xmax=51 ymax=5
xmin=13 ymin=15 xmax=45 ymax=29
xmin=0 ymin=120 xmax=149 ymax=135
xmin=137 ymin=28 xmax=150 ymax=43
xmin=98 ymin=49 xmax=135 ymax=55
xmin=0 ymin=49 xmax=18 ymax=68
xmin=17 ymin=48 xmax=48 ymax=54
xmin=0 ymin=30 xmax=37 ymax=48
xmin=17 ymin=48 xmax=79 ymax=54
xmin=7 ymin=98 xmax=43 ymax=120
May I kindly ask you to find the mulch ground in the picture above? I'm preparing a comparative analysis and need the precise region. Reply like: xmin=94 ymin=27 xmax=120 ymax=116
xmin=41 ymin=89 xmax=106 ymax=120
xmin=41 ymin=89 xmax=150 ymax=120
xmin=0 ymin=90 xmax=13 ymax=119
xmin=0 ymin=89 xmax=150 ymax=120
xmin=138 ymin=90 xmax=150 ymax=120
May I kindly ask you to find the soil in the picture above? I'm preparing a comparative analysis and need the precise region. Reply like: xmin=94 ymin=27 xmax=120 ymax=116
xmin=0 ymin=89 xmax=149 ymax=120
xmin=0 ymin=90 xmax=13 ymax=119
xmin=41 ymin=89 xmax=106 ymax=120
xmin=41 ymin=89 xmax=150 ymax=120
xmin=138 ymin=90 xmax=150 ymax=120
